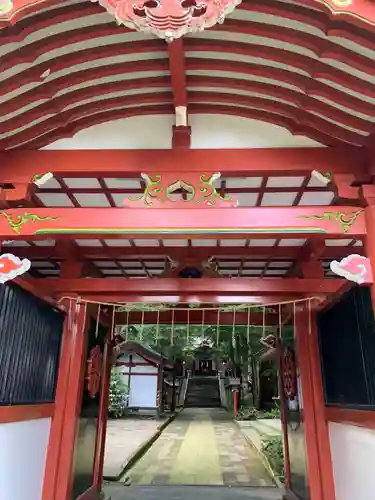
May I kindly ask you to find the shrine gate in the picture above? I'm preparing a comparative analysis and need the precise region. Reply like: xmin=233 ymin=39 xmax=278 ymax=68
xmin=1 ymin=0 xmax=375 ymax=500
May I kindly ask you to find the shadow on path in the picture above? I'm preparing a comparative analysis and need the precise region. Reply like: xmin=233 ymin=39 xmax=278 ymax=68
xmin=104 ymin=485 xmax=284 ymax=500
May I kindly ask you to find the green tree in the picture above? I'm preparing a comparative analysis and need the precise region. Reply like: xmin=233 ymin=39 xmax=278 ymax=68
xmin=108 ymin=371 xmax=129 ymax=418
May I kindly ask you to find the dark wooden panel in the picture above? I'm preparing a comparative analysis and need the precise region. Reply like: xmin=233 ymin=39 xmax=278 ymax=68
xmin=0 ymin=282 xmax=64 ymax=405
xmin=318 ymin=286 xmax=375 ymax=409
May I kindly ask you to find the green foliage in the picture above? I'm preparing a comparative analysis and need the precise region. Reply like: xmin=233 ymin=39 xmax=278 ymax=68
xmin=234 ymin=405 xmax=258 ymax=421
xmin=263 ymin=404 xmax=281 ymax=420
xmin=261 ymin=436 xmax=284 ymax=481
xmin=121 ymin=322 xmax=276 ymax=364
xmin=108 ymin=371 xmax=129 ymax=419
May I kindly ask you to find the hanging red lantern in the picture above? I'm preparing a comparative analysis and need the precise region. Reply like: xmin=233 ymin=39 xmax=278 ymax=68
xmin=92 ymin=0 xmax=241 ymax=41
xmin=86 ymin=346 xmax=103 ymax=399
xmin=283 ymin=346 xmax=297 ymax=400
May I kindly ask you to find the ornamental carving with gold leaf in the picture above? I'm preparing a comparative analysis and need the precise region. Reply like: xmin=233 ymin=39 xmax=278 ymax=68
xmin=124 ymin=172 xmax=238 ymax=208
xmin=91 ymin=0 xmax=241 ymax=41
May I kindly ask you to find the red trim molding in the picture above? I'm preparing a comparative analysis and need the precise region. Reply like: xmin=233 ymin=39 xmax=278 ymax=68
xmin=0 ymin=403 xmax=54 ymax=423
xmin=325 ymin=407 xmax=375 ymax=430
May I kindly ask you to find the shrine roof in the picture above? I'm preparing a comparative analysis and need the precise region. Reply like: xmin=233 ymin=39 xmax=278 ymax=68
xmin=1 ymin=0 xmax=375 ymax=148
xmin=115 ymin=340 xmax=172 ymax=367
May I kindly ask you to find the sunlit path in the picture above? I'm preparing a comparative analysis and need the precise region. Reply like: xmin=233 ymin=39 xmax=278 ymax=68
xmin=126 ymin=408 xmax=275 ymax=487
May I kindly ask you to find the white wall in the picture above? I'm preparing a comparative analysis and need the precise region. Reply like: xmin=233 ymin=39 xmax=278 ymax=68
xmin=329 ymin=421 xmax=375 ymax=500
xmin=0 ymin=418 xmax=51 ymax=500
xmin=116 ymin=352 xmax=158 ymax=408
xmin=129 ymin=376 xmax=158 ymax=408
xmin=42 ymin=114 xmax=323 ymax=150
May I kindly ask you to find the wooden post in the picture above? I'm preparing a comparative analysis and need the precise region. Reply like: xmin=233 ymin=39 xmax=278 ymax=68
xmin=307 ymin=308 xmax=336 ymax=500
xmin=276 ymin=330 xmax=292 ymax=490
xmin=54 ymin=300 xmax=89 ymax=500
xmin=294 ymin=304 xmax=323 ymax=500
xmin=95 ymin=338 xmax=113 ymax=491
xmin=156 ymin=361 xmax=164 ymax=419
xmin=171 ymin=369 xmax=176 ymax=413
xmin=42 ymin=298 xmax=79 ymax=500
xmin=233 ymin=389 xmax=239 ymax=416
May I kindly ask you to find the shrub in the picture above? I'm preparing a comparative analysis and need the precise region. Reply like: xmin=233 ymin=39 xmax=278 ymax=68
xmin=108 ymin=371 xmax=129 ymax=418
xmin=263 ymin=405 xmax=281 ymax=419
xmin=235 ymin=405 xmax=258 ymax=421
xmin=261 ymin=436 xmax=284 ymax=481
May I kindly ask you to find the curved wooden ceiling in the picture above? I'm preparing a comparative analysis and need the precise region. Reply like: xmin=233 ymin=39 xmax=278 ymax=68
xmin=2 ymin=0 xmax=375 ymax=148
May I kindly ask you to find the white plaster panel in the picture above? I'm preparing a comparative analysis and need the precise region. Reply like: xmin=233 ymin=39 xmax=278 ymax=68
xmin=131 ymin=365 xmax=158 ymax=374
xmin=0 ymin=418 xmax=51 ymax=500
xmin=190 ymin=115 xmax=323 ymax=147
xmin=42 ymin=115 xmax=173 ymax=149
xmin=42 ymin=114 xmax=322 ymax=149
xmin=129 ymin=376 xmax=158 ymax=408
xmin=328 ymin=421 xmax=375 ymax=500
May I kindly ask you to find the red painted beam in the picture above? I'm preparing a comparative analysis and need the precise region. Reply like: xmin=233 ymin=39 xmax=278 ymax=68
xmin=0 ymin=207 xmax=365 ymax=238
xmin=28 ymin=277 xmax=345 ymax=296
xmin=0 ymin=148 xmax=366 ymax=181
xmin=81 ymin=294 xmax=297 ymax=305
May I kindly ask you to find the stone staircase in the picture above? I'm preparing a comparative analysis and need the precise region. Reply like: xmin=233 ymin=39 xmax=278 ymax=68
xmin=184 ymin=376 xmax=221 ymax=408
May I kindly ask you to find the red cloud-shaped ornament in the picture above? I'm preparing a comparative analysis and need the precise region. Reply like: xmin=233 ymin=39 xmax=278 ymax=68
xmin=330 ymin=254 xmax=373 ymax=285
xmin=0 ymin=253 xmax=31 ymax=283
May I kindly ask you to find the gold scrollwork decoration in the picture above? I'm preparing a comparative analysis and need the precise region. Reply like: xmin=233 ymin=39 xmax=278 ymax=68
xmin=128 ymin=172 xmax=233 ymax=206
xmin=299 ymin=209 xmax=363 ymax=233
xmin=197 ymin=173 xmax=233 ymax=206
xmin=0 ymin=211 xmax=58 ymax=234
xmin=128 ymin=174 xmax=165 ymax=206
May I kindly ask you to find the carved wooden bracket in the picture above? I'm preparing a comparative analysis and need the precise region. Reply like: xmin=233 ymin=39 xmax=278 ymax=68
xmin=361 ymin=184 xmax=375 ymax=207
xmin=0 ymin=182 xmax=32 ymax=207
xmin=331 ymin=174 xmax=361 ymax=203
xmin=123 ymin=172 xmax=238 ymax=208
xmin=292 ymin=240 xmax=325 ymax=278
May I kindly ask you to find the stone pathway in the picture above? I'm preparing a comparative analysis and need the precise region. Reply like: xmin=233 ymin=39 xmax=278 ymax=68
xmin=236 ymin=419 xmax=282 ymax=456
xmin=104 ymin=418 xmax=163 ymax=478
xmin=124 ymin=408 xmax=275 ymax=487
xmin=104 ymin=485 xmax=284 ymax=500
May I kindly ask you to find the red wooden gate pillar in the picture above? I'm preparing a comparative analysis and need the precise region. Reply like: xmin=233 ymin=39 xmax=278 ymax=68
xmin=94 ymin=335 xmax=113 ymax=491
xmin=294 ymin=302 xmax=336 ymax=500
xmin=42 ymin=297 xmax=89 ymax=500
xmin=363 ymin=191 xmax=375 ymax=312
